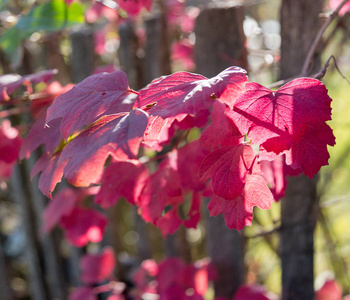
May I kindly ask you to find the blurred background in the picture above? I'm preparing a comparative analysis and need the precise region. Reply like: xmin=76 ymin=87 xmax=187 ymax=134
xmin=0 ymin=0 xmax=350 ymax=299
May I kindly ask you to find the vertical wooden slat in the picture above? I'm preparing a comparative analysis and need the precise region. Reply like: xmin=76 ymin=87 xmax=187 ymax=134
xmin=194 ymin=5 xmax=247 ymax=299
xmin=279 ymin=0 xmax=324 ymax=299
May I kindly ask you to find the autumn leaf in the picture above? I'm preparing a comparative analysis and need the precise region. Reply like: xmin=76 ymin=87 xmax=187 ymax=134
xmin=46 ymin=71 xmax=137 ymax=139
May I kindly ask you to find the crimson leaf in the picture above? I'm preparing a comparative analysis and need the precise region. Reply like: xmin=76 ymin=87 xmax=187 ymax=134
xmin=134 ymin=66 xmax=247 ymax=119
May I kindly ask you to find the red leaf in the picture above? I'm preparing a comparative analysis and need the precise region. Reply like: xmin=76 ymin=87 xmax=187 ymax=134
xmin=95 ymin=161 xmax=149 ymax=208
xmin=200 ymin=101 xmax=242 ymax=151
xmin=19 ymin=111 xmax=62 ymax=159
xmin=117 ymin=0 xmax=152 ymax=16
xmin=316 ymin=279 xmax=342 ymax=300
xmin=283 ymin=122 xmax=335 ymax=177
xmin=0 ymin=69 xmax=57 ymax=101
xmin=233 ymin=284 xmax=278 ymax=300
xmin=177 ymin=140 xmax=209 ymax=192
xmin=199 ymin=145 xmax=261 ymax=200
xmin=134 ymin=66 xmax=247 ymax=119
xmin=80 ymin=247 xmax=116 ymax=284
xmin=138 ymin=151 xmax=182 ymax=224
xmin=184 ymin=192 xmax=202 ymax=229
xmin=69 ymin=287 xmax=96 ymax=300
xmin=31 ymin=152 xmax=68 ymax=198
xmin=42 ymin=187 xmax=82 ymax=233
xmin=226 ymin=78 xmax=332 ymax=153
xmin=59 ymin=109 xmax=148 ymax=187
xmin=156 ymin=207 xmax=183 ymax=236
xmin=208 ymin=174 xmax=273 ymax=231
xmin=0 ymin=119 xmax=22 ymax=163
xmin=60 ymin=207 xmax=107 ymax=247
xmin=46 ymin=71 xmax=137 ymax=139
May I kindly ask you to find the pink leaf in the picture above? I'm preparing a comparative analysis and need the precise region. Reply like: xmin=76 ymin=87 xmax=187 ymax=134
xmin=46 ymin=71 xmax=137 ymax=139
xmin=117 ymin=0 xmax=152 ymax=16
xmin=134 ymin=66 xmax=247 ymax=119
xmin=80 ymin=247 xmax=116 ymax=284
xmin=329 ymin=0 xmax=350 ymax=16
xmin=59 ymin=109 xmax=148 ymax=187
xmin=95 ymin=161 xmax=149 ymax=208
xmin=208 ymin=174 xmax=272 ymax=231
xmin=60 ymin=207 xmax=107 ymax=247
xmin=199 ymin=144 xmax=261 ymax=200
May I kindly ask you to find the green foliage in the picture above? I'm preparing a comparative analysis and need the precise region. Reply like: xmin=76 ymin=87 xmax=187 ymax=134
xmin=0 ymin=0 xmax=84 ymax=54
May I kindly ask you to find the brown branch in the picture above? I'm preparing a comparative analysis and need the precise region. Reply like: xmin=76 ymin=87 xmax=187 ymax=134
xmin=301 ymin=0 xmax=350 ymax=76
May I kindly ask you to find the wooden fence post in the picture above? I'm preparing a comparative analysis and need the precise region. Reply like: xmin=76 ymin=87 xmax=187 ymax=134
xmin=279 ymin=0 xmax=324 ymax=299
xmin=194 ymin=4 xmax=247 ymax=298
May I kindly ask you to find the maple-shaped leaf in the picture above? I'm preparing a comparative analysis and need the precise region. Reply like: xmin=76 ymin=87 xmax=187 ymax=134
xmin=80 ymin=247 xmax=116 ymax=284
xmin=208 ymin=174 xmax=272 ymax=231
xmin=95 ymin=161 xmax=149 ymax=208
xmin=31 ymin=152 xmax=68 ymax=198
xmin=200 ymin=101 xmax=242 ymax=151
xmin=199 ymin=144 xmax=261 ymax=200
xmin=60 ymin=207 xmax=107 ymax=247
xmin=283 ymin=122 xmax=335 ymax=177
xmin=59 ymin=109 xmax=148 ymax=187
xmin=46 ymin=71 xmax=137 ymax=139
xmin=134 ymin=66 xmax=247 ymax=119
xmin=226 ymin=78 xmax=332 ymax=153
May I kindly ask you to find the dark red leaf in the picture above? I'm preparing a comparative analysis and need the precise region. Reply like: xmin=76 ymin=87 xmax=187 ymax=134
xmin=46 ymin=71 xmax=137 ymax=139
xmin=69 ymin=287 xmax=96 ymax=300
xmin=184 ymin=192 xmax=201 ymax=229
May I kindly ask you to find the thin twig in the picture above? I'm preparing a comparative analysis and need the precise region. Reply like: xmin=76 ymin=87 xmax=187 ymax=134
xmin=245 ymin=225 xmax=281 ymax=239
xmin=301 ymin=0 xmax=350 ymax=76
xmin=321 ymin=195 xmax=350 ymax=208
